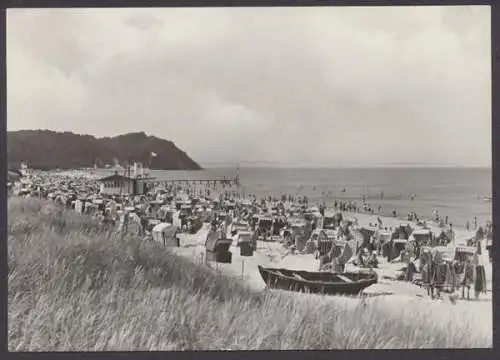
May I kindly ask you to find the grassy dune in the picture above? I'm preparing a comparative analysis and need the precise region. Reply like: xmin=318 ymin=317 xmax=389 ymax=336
xmin=8 ymin=197 xmax=491 ymax=350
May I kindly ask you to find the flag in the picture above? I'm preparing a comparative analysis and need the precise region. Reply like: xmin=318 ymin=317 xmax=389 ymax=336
xmin=151 ymin=152 xmax=157 ymax=157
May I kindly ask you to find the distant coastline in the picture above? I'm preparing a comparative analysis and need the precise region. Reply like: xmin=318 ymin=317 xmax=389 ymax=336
xmin=200 ymin=165 xmax=492 ymax=170
xmin=7 ymin=130 xmax=202 ymax=171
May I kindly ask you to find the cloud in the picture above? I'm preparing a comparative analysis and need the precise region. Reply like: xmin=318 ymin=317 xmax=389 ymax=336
xmin=7 ymin=44 xmax=85 ymax=131
xmin=6 ymin=6 xmax=491 ymax=167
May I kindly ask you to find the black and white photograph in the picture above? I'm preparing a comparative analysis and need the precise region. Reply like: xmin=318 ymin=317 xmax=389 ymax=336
xmin=6 ymin=5 xmax=492 ymax=350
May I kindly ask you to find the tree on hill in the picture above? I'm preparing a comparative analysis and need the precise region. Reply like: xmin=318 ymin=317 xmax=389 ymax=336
xmin=7 ymin=130 xmax=202 ymax=170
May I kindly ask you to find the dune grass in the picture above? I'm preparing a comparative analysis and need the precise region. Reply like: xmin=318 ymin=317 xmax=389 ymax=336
xmin=8 ymin=197 xmax=492 ymax=351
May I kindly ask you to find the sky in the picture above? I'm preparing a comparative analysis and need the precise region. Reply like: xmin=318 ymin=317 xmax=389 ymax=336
xmin=7 ymin=6 xmax=491 ymax=168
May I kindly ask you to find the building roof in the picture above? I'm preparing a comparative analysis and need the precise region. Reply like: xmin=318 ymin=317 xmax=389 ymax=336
xmin=97 ymin=174 xmax=134 ymax=182
xmin=8 ymin=170 xmax=22 ymax=181
xmin=8 ymin=169 xmax=23 ymax=177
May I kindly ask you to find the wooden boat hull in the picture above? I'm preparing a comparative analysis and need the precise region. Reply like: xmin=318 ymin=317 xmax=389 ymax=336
xmin=258 ymin=265 xmax=377 ymax=296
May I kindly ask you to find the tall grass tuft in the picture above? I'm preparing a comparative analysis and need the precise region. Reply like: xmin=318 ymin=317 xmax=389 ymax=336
xmin=8 ymin=197 xmax=491 ymax=351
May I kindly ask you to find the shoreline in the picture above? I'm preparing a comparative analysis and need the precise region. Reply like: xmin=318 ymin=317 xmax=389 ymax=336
xmin=10 ymin=169 xmax=491 ymax=299
xmin=341 ymin=210 xmax=478 ymax=242
xmin=24 ymin=168 xmax=491 ymax=229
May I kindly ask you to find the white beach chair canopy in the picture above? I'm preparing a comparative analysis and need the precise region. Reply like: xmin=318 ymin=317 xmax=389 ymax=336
xmin=152 ymin=222 xmax=176 ymax=234
xmin=324 ymin=211 xmax=335 ymax=218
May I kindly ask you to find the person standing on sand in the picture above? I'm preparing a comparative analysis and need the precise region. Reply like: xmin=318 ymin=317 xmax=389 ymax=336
xmin=474 ymin=216 xmax=478 ymax=230
xmin=449 ymin=224 xmax=455 ymax=246
xmin=466 ymin=221 xmax=470 ymax=231
xmin=437 ymin=230 xmax=447 ymax=246
xmin=475 ymin=227 xmax=484 ymax=257
xmin=251 ymin=230 xmax=258 ymax=249
xmin=475 ymin=236 xmax=482 ymax=255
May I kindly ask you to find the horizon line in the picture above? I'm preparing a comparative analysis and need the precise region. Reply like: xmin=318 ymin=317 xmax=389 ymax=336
xmin=199 ymin=164 xmax=492 ymax=169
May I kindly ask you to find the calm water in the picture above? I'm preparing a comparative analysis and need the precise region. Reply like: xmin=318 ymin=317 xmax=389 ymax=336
xmin=97 ymin=167 xmax=492 ymax=229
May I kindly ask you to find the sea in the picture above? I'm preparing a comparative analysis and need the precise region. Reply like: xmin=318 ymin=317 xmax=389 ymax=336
xmin=94 ymin=167 xmax=492 ymax=230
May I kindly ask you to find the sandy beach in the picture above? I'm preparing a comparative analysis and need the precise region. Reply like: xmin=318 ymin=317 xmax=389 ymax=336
xmin=167 ymin=212 xmax=492 ymax=343
xmin=173 ymin=211 xmax=492 ymax=305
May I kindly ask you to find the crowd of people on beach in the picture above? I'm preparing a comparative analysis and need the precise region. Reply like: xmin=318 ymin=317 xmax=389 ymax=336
xmin=8 ymin=169 xmax=492 ymax=301
xmin=9 ymin=170 xmax=492 ymax=240
xmin=9 ymin=170 xmax=490 ymax=242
